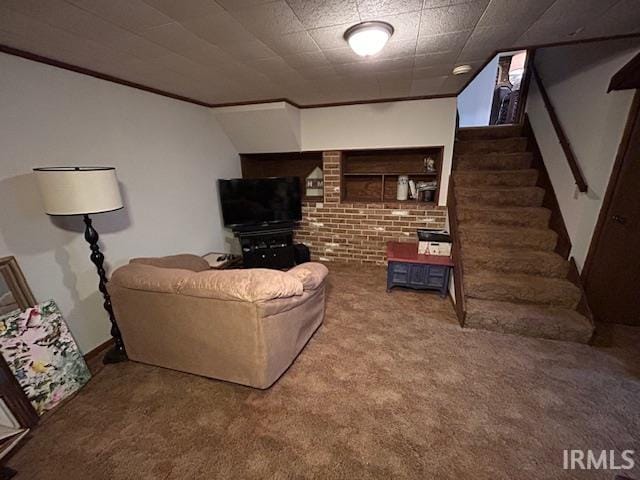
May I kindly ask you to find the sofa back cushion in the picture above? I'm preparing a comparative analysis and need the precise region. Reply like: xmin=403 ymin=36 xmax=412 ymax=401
xmin=110 ymin=264 xmax=192 ymax=294
xmin=178 ymin=269 xmax=303 ymax=302
xmin=131 ymin=254 xmax=210 ymax=272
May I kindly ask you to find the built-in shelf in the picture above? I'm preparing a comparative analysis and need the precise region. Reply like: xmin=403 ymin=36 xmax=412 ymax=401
xmin=342 ymin=172 xmax=438 ymax=176
xmin=390 ymin=199 xmax=437 ymax=205
xmin=341 ymin=147 xmax=444 ymax=204
xmin=240 ymin=151 xmax=323 ymax=198
xmin=238 ymin=148 xmax=444 ymax=205
xmin=343 ymin=198 xmax=436 ymax=205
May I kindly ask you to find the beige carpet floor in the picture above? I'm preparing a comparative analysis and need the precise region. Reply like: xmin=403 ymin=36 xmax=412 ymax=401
xmin=8 ymin=264 xmax=640 ymax=479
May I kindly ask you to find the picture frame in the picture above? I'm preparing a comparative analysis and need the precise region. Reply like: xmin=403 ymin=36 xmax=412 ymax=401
xmin=0 ymin=257 xmax=36 ymax=314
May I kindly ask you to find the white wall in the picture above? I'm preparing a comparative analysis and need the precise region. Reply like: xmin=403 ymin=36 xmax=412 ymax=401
xmin=457 ymin=55 xmax=499 ymax=127
xmin=212 ymin=97 xmax=458 ymax=205
xmin=213 ymin=102 xmax=301 ymax=153
xmin=527 ymin=39 xmax=639 ymax=270
xmin=0 ymin=53 xmax=240 ymax=353
xmin=301 ymin=98 xmax=457 ymax=205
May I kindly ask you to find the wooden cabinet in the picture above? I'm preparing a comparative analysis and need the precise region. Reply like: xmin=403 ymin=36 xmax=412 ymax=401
xmin=386 ymin=242 xmax=453 ymax=298
xmin=387 ymin=262 xmax=451 ymax=297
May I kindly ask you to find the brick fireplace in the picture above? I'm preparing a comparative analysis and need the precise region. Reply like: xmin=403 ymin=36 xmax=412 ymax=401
xmin=295 ymin=151 xmax=447 ymax=265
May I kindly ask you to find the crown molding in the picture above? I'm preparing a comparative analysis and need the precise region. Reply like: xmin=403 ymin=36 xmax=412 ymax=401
xmin=0 ymin=44 xmax=212 ymax=107
xmin=3 ymin=32 xmax=640 ymax=110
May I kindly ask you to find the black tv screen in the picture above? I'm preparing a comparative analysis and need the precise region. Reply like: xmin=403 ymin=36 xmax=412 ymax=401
xmin=218 ymin=177 xmax=302 ymax=227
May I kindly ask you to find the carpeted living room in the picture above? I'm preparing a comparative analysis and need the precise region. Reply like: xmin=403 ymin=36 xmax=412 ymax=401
xmin=1 ymin=1 xmax=640 ymax=479
xmin=7 ymin=264 xmax=640 ymax=479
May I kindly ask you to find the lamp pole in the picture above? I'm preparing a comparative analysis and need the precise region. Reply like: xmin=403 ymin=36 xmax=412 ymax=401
xmin=82 ymin=214 xmax=127 ymax=364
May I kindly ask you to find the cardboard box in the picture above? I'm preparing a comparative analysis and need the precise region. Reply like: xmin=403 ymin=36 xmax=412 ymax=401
xmin=419 ymin=241 xmax=451 ymax=256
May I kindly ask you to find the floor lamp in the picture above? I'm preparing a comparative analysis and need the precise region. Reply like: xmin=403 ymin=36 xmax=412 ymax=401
xmin=33 ymin=167 xmax=127 ymax=364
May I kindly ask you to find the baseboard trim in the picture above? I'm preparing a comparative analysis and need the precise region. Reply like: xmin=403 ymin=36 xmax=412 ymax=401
xmin=83 ymin=338 xmax=114 ymax=367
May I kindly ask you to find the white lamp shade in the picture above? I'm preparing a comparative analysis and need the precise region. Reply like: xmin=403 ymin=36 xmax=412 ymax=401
xmin=33 ymin=167 xmax=123 ymax=216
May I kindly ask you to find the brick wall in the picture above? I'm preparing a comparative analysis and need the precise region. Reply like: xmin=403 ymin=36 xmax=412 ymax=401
xmin=295 ymin=151 xmax=448 ymax=265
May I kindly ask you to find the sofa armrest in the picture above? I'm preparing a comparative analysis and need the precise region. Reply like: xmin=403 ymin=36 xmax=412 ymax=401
xmin=110 ymin=264 xmax=192 ymax=293
xmin=130 ymin=254 xmax=210 ymax=272
xmin=288 ymin=262 xmax=329 ymax=290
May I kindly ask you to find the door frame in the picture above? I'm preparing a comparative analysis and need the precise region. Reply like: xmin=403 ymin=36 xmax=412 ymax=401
xmin=581 ymin=90 xmax=640 ymax=286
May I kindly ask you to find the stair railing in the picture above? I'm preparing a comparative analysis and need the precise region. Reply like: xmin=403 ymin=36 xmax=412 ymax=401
xmin=531 ymin=64 xmax=588 ymax=193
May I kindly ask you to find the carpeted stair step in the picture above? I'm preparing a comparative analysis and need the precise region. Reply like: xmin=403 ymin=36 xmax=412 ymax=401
xmin=456 ymin=152 xmax=533 ymax=171
xmin=463 ymin=245 xmax=570 ymax=278
xmin=455 ymin=137 xmax=528 ymax=155
xmin=455 ymin=186 xmax=545 ymax=207
xmin=465 ymin=298 xmax=594 ymax=343
xmin=457 ymin=206 xmax=551 ymax=228
xmin=454 ymin=169 xmax=538 ymax=187
xmin=457 ymin=125 xmax=523 ymax=140
xmin=465 ymin=272 xmax=581 ymax=308
xmin=458 ymin=224 xmax=557 ymax=251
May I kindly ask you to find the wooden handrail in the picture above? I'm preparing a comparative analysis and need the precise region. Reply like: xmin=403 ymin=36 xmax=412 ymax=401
xmin=531 ymin=64 xmax=588 ymax=193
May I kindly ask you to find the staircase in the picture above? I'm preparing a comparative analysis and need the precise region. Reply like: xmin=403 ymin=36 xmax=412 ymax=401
xmin=452 ymin=125 xmax=594 ymax=343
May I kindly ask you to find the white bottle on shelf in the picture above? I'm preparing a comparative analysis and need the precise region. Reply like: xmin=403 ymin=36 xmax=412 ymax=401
xmin=397 ymin=175 xmax=409 ymax=201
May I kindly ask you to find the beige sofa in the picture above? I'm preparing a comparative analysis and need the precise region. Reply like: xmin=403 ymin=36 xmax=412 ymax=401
xmin=108 ymin=254 xmax=328 ymax=389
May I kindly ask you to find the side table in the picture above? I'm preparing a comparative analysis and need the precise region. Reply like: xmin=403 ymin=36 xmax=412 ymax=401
xmin=386 ymin=241 xmax=453 ymax=298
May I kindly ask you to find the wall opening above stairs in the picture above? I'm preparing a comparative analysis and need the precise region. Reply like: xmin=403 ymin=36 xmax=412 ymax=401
xmin=458 ymin=50 xmax=528 ymax=128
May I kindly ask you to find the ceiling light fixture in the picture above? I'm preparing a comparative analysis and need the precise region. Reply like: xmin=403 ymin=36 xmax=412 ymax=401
xmin=344 ymin=21 xmax=394 ymax=57
xmin=452 ymin=65 xmax=473 ymax=75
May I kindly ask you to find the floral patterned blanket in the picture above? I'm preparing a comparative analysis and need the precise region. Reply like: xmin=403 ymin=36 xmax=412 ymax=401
xmin=0 ymin=300 xmax=91 ymax=414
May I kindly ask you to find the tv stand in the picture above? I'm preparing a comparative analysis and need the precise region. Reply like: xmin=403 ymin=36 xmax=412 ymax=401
xmin=234 ymin=224 xmax=296 ymax=270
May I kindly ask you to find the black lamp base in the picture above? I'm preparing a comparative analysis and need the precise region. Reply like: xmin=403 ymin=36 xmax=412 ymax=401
xmin=103 ymin=345 xmax=128 ymax=364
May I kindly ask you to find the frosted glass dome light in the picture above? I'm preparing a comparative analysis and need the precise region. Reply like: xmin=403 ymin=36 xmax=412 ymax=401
xmin=344 ymin=22 xmax=394 ymax=57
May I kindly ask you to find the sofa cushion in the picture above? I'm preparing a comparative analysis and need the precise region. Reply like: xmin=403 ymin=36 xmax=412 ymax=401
xmin=110 ymin=264 xmax=193 ymax=294
xmin=178 ymin=269 xmax=303 ymax=302
xmin=130 ymin=254 xmax=210 ymax=272
xmin=288 ymin=263 xmax=329 ymax=290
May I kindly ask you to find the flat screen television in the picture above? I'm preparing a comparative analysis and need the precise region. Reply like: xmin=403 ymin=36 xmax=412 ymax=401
xmin=218 ymin=177 xmax=302 ymax=228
